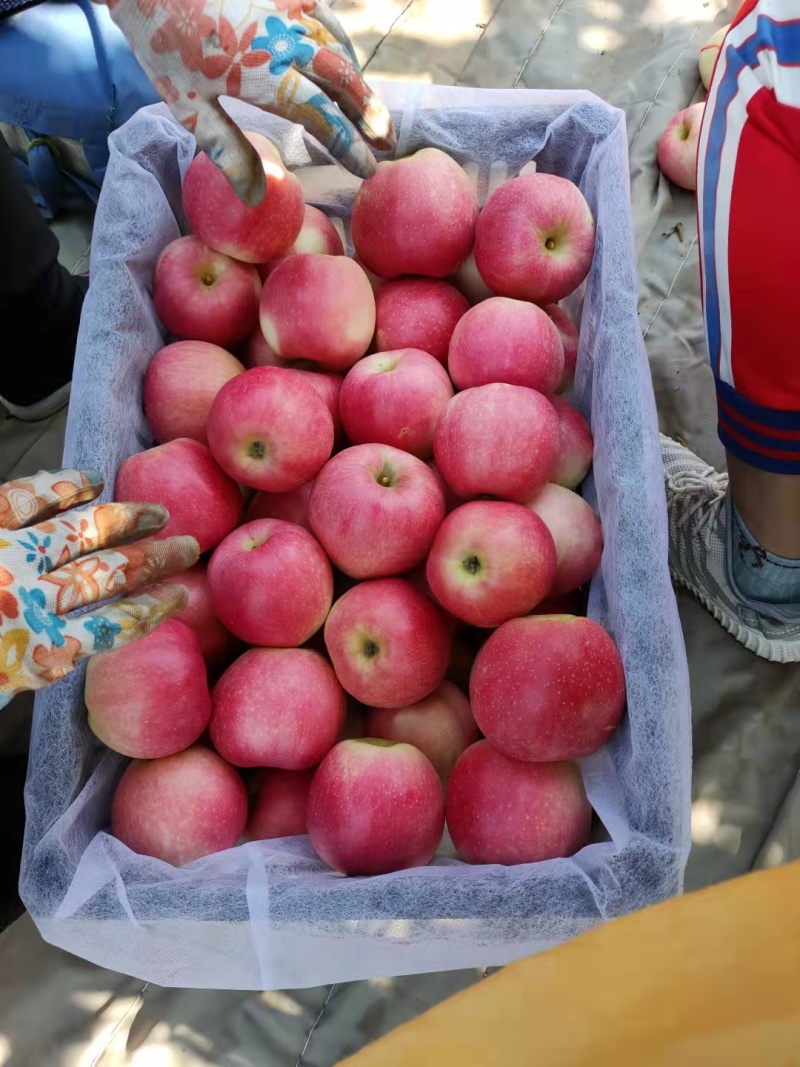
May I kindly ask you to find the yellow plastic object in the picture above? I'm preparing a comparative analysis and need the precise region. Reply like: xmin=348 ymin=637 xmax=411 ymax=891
xmin=341 ymin=862 xmax=800 ymax=1066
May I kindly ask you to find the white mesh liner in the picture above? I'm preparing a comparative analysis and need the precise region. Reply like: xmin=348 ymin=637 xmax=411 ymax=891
xmin=21 ymin=87 xmax=691 ymax=989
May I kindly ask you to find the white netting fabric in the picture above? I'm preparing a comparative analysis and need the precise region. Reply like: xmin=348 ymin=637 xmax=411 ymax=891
xmin=20 ymin=86 xmax=691 ymax=990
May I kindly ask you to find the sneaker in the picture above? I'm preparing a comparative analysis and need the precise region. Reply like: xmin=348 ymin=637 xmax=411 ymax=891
xmin=661 ymin=433 xmax=800 ymax=663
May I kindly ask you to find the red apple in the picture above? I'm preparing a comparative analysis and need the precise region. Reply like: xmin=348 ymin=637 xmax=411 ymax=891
xmin=474 ymin=174 xmax=595 ymax=304
xmin=154 ymin=563 xmax=240 ymax=669
xmin=543 ymin=304 xmax=579 ymax=392
xmin=352 ymin=252 xmax=385 ymax=295
xmin=182 ymin=131 xmax=304 ymax=263
xmin=143 ymin=340 xmax=244 ymax=445
xmin=446 ymin=741 xmax=591 ymax=865
xmin=338 ymin=350 xmax=453 ymax=459
xmin=307 ymin=739 xmax=445 ymax=875
xmin=550 ymin=396 xmax=593 ymax=488
xmin=426 ymin=500 xmax=556 ymax=627
xmin=243 ymin=332 xmax=326 ymax=372
xmin=402 ymin=565 xmax=458 ymax=631
xmin=243 ymin=329 xmax=292 ymax=369
xmin=246 ymin=768 xmax=315 ymax=840
xmin=115 ymin=438 xmax=242 ymax=553
xmin=352 ymin=148 xmax=478 ymax=279
xmin=366 ymin=681 xmax=478 ymax=783
xmin=246 ymin=479 xmax=314 ymax=531
xmin=448 ymin=297 xmax=564 ymax=395
xmin=289 ymin=368 xmax=343 ymax=442
xmin=309 ymin=444 xmax=445 ymax=578
xmin=471 ymin=615 xmax=626 ymax=761
xmin=433 ymin=384 xmax=560 ymax=502
xmin=324 ymin=578 xmax=450 ymax=707
xmin=374 ymin=279 xmax=469 ymax=364
xmin=206 ymin=366 xmax=333 ymax=491
xmin=208 ymin=518 xmax=333 ymax=647
xmin=211 ymin=648 xmax=345 ymax=769
xmin=85 ymin=619 xmax=211 ymax=758
xmin=111 ymin=745 xmax=248 ymax=866
xmin=525 ymin=483 xmax=603 ymax=596
xmin=152 ymin=236 xmax=260 ymax=347
xmin=287 ymin=203 xmax=343 ymax=256
xmin=260 ymin=254 xmax=375 ymax=371
xmin=258 ymin=203 xmax=344 ymax=279
xmin=451 ymin=247 xmax=494 ymax=304
xmin=427 ymin=460 xmax=460 ymax=515
xmin=657 ymin=102 xmax=704 ymax=191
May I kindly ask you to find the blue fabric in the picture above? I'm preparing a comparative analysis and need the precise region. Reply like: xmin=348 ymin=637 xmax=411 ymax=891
xmin=0 ymin=0 xmax=158 ymax=209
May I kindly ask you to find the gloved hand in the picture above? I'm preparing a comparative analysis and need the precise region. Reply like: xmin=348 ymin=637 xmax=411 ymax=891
xmin=108 ymin=0 xmax=396 ymax=205
xmin=0 ymin=468 xmax=199 ymax=710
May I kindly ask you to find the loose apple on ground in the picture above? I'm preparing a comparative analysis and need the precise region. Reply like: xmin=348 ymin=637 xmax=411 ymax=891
xmin=657 ymin=102 xmax=705 ymax=192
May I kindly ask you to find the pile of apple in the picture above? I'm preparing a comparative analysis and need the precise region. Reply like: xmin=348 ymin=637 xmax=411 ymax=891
xmin=91 ymin=132 xmax=626 ymax=878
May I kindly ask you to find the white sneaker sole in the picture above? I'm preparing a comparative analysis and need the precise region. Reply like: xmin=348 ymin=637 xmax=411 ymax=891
xmin=671 ymin=569 xmax=800 ymax=663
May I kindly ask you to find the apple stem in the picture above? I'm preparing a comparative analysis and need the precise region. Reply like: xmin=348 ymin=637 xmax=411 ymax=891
xmin=545 ymin=237 xmax=556 ymax=251
xmin=375 ymin=463 xmax=396 ymax=488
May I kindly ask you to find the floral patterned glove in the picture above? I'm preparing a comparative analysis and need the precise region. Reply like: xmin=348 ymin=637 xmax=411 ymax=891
xmin=0 ymin=469 xmax=200 ymax=710
xmin=107 ymin=0 xmax=397 ymax=205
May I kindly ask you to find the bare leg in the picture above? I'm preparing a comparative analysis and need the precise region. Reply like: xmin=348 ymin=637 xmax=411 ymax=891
xmin=728 ymin=456 xmax=800 ymax=560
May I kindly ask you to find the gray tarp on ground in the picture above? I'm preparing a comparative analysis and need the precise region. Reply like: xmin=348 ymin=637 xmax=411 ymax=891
xmin=1 ymin=0 xmax=798 ymax=1063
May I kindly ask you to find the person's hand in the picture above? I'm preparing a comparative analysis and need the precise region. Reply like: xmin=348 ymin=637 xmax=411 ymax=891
xmin=0 ymin=469 xmax=199 ymax=710
xmin=108 ymin=0 xmax=397 ymax=205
